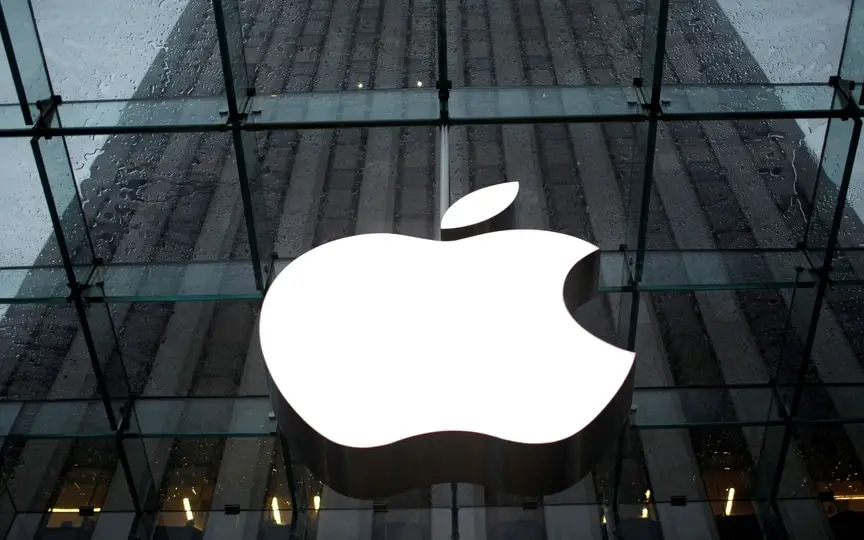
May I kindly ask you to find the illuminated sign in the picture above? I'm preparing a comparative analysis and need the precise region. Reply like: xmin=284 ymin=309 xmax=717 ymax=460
xmin=260 ymin=182 xmax=635 ymax=498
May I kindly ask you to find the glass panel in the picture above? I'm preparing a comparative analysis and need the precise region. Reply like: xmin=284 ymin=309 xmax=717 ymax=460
xmin=0 ymin=402 xmax=20 ymax=437
xmin=0 ymin=266 xmax=68 ymax=303
xmin=449 ymin=86 xmax=640 ymax=122
xmin=806 ymin=102 xmax=860 ymax=252
xmin=751 ymin=399 xmax=789 ymax=535
xmin=98 ymin=260 xmax=258 ymax=301
xmin=138 ymin=436 xmax=292 ymax=519
xmin=543 ymin=484 xmax=605 ymax=539
xmin=786 ymin=423 xmax=864 ymax=540
xmin=795 ymin=385 xmax=864 ymax=422
xmin=638 ymin=250 xmax=813 ymax=291
xmin=55 ymin=97 xmax=229 ymax=133
xmin=0 ymin=104 xmax=27 ymax=131
xmin=772 ymin=274 xmax=821 ymax=409
xmin=0 ymin=0 xmax=52 ymax=120
xmin=0 ymin=134 xmax=69 ymax=298
xmin=55 ymin=411 xmax=158 ymax=539
xmin=214 ymin=0 xmax=249 ymax=107
xmin=0 ymin=303 xmax=117 ymax=407
xmin=250 ymin=0 xmax=437 ymax=95
xmin=108 ymin=300 xmax=261 ymax=398
xmin=632 ymin=387 xmax=780 ymax=427
xmin=449 ymin=0 xmax=641 ymax=88
xmin=641 ymin=0 xmax=667 ymax=94
xmin=660 ymin=84 xmax=838 ymax=118
xmin=31 ymin=0 xmax=224 ymax=101
xmin=83 ymin=294 xmax=132 ymax=414
xmin=0 ymin=30 xmax=20 ymax=104
xmin=638 ymin=289 xmax=803 ymax=387
xmin=153 ymin=510 xmax=297 ymax=538
xmin=133 ymin=397 xmax=273 ymax=436
xmin=807 ymin=285 xmax=864 ymax=388
xmin=664 ymin=0 xmax=850 ymax=85
xmin=840 ymin=0 xmax=864 ymax=99
xmin=237 ymin=128 xmax=271 ymax=291
xmin=635 ymin=426 xmax=760 ymax=506
xmin=832 ymin=250 xmax=864 ymax=284
xmin=263 ymin=126 xmax=437 ymax=261
xmin=623 ymin=119 xmax=652 ymax=282
xmin=247 ymin=90 xmax=439 ymax=126
xmin=239 ymin=0 xmax=306 ymax=96
xmin=792 ymin=422 xmax=864 ymax=499
xmin=0 ymin=485 xmax=13 ymax=540
xmin=646 ymin=119 xmax=819 ymax=252
xmin=449 ymin=123 xmax=634 ymax=250
xmin=34 ymin=125 xmax=95 ymax=283
xmin=118 ymin=428 xmax=159 ymax=540
xmin=1 ymin=436 xmax=121 ymax=513
xmin=72 ymin=131 xmax=250 ymax=267
xmin=5 ymin=401 xmax=114 ymax=437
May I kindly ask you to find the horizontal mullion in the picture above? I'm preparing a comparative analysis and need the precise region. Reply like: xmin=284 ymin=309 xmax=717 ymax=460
xmin=2 ymin=386 xmax=862 ymax=439
xmin=0 ymin=249 xmax=827 ymax=303
xmin=659 ymin=108 xmax=848 ymax=122
xmin=0 ymin=84 xmax=852 ymax=137
xmin=124 ymin=387 xmax=864 ymax=436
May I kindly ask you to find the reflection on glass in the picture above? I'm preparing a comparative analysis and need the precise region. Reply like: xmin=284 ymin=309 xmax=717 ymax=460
xmin=56 ymin=98 xmax=229 ymax=131
xmin=449 ymin=87 xmax=639 ymax=122
xmin=32 ymin=133 xmax=93 ymax=283
xmin=31 ymin=0 xmax=223 ymax=101
xmin=660 ymin=85 xmax=837 ymax=117
xmin=248 ymin=90 xmax=438 ymax=126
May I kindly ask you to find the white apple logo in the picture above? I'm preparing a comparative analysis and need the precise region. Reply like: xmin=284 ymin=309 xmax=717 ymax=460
xmin=259 ymin=182 xmax=635 ymax=499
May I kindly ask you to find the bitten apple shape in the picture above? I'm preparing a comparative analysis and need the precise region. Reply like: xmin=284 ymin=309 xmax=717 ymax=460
xmin=259 ymin=182 xmax=635 ymax=499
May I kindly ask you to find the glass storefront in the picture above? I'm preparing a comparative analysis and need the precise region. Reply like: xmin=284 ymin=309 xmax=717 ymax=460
xmin=1 ymin=0 xmax=864 ymax=538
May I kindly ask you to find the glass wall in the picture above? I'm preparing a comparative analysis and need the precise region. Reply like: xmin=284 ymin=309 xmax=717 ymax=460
xmin=1 ymin=0 xmax=864 ymax=538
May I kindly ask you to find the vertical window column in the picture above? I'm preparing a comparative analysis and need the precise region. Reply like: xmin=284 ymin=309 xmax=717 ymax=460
xmin=212 ymin=0 xmax=273 ymax=291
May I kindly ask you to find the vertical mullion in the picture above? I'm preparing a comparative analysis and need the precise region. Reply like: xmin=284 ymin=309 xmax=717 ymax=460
xmin=438 ymin=125 xmax=450 ymax=238
xmin=211 ymin=0 xmax=243 ymax=119
xmin=788 ymin=118 xmax=862 ymax=418
xmin=212 ymin=0 xmax=271 ymax=291
xmin=0 ymin=2 xmax=33 ymax=124
xmin=233 ymin=128 xmax=267 ymax=291
xmin=755 ymin=118 xmax=862 ymax=534
xmin=631 ymin=0 xmax=669 ymax=282
xmin=839 ymin=0 xmax=864 ymax=101
xmin=0 ymin=0 xmax=55 ymax=122
xmin=630 ymin=118 xmax=659 ymax=287
xmin=615 ymin=7 xmax=669 ymax=524
xmin=30 ymin=138 xmax=80 ymax=288
xmin=646 ymin=0 xmax=670 ymax=110
xmin=11 ymin=0 xmax=98 ymax=277
xmin=436 ymin=0 xmax=450 ymax=121
xmin=618 ymin=0 xmax=672 ymax=371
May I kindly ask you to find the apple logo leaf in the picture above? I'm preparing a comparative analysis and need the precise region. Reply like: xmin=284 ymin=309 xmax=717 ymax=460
xmin=440 ymin=181 xmax=519 ymax=241
xmin=260 ymin=181 xmax=636 ymax=499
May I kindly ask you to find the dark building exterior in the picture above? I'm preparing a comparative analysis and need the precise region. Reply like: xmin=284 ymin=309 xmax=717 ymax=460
xmin=0 ymin=0 xmax=863 ymax=538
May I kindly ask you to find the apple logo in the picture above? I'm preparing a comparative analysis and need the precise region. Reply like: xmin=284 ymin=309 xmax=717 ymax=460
xmin=259 ymin=181 xmax=635 ymax=499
